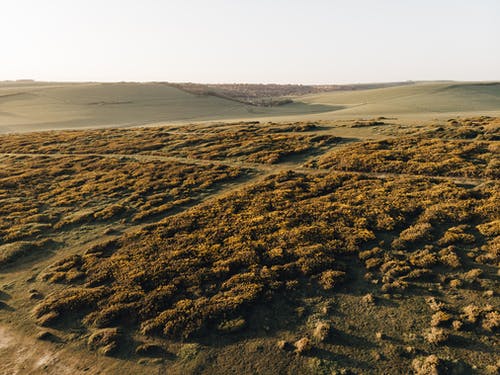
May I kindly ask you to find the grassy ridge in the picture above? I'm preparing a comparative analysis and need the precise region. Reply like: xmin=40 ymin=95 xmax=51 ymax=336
xmin=299 ymin=82 xmax=500 ymax=116
xmin=0 ymin=82 xmax=335 ymax=133
xmin=2 ymin=81 xmax=500 ymax=133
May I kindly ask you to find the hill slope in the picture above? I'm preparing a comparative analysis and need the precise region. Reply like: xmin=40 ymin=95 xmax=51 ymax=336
xmin=298 ymin=82 xmax=500 ymax=118
xmin=0 ymin=82 xmax=336 ymax=133
xmin=1 ymin=81 xmax=500 ymax=133
xmin=0 ymin=118 xmax=498 ymax=374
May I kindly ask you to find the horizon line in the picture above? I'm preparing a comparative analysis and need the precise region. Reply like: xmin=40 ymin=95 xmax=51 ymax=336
xmin=3 ymin=79 xmax=500 ymax=86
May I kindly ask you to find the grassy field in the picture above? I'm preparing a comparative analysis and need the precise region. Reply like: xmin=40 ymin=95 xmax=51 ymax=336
xmin=0 ymin=82 xmax=336 ymax=133
xmin=1 ymin=81 xmax=500 ymax=134
xmin=298 ymin=82 xmax=500 ymax=119
xmin=0 ymin=116 xmax=498 ymax=374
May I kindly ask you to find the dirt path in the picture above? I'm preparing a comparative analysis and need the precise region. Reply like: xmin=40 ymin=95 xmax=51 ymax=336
xmin=0 ymin=324 xmax=78 ymax=375
xmin=0 ymin=324 xmax=157 ymax=375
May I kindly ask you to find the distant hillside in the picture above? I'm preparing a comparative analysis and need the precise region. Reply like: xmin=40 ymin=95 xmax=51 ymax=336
xmin=0 ymin=82 xmax=335 ymax=133
xmin=298 ymin=82 xmax=500 ymax=117
xmin=166 ymin=81 xmax=415 ymax=106
xmin=1 ymin=81 xmax=500 ymax=133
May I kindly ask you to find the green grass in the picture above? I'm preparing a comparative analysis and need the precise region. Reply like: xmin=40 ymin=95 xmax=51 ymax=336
xmin=298 ymin=82 xmax=500 ymax=117
xmin=0 ymin=82 xmax=335 ymax=133
xmin=2 ymin=81 xmax=500 ymax=133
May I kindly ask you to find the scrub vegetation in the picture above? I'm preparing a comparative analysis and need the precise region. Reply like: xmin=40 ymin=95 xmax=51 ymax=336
xmin=0 ymin=122 xmax=340 ymax=165
xmin=0 ymin=154 xmax=247 ymax=266
xmin=308 ymin=137 xmax=498 ymax=178
xmin=35 ymin=173 xmax=499 ymax=338
xmin=307 ymin=116 xmax=499 ymax=179
xmin=0 ymin=117 xmax=498 ymax=374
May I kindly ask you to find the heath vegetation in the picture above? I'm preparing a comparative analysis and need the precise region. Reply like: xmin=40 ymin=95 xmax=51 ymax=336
xmin=0 ymin=122 xmax=340 ymax=165
xmin=34 ymin=171 xmax=498 ymax=365
xmin=0 ymin=117 xmax=498 ymax=374
xmin=0 ymin=154 xmax=247 ymax=266
xmin=308 ymin=137 xmax=498 ymax=178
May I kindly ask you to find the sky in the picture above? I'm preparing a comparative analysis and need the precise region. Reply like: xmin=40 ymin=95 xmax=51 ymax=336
xmin=1 ymin=0 xmax=499 ymax=84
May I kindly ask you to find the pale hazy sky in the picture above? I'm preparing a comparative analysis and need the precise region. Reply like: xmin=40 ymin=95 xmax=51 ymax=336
xmin=1 ymin=0 xmax=499 ymax=84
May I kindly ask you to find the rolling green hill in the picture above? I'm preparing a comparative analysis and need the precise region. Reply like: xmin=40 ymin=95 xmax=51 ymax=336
xmin=1 ymin=81 xmax=499 ymax=133
xmin=298 ymin=82 xmax=500 ymax=118
xmin=0 ymin=82 xmax=336 ymax=133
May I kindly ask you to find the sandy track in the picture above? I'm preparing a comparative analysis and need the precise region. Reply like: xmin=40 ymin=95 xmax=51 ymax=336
xmin=0 ymin=324 xmax=159 ymax=375
xmin=0 ymin=325 xmax=84 ymax=375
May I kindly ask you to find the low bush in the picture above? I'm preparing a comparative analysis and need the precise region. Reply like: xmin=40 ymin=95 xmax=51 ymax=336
xmin=308 ymin=136 xmax=499 ymax=178
xmin=33 ymin=172 xmax=499 ymax=341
